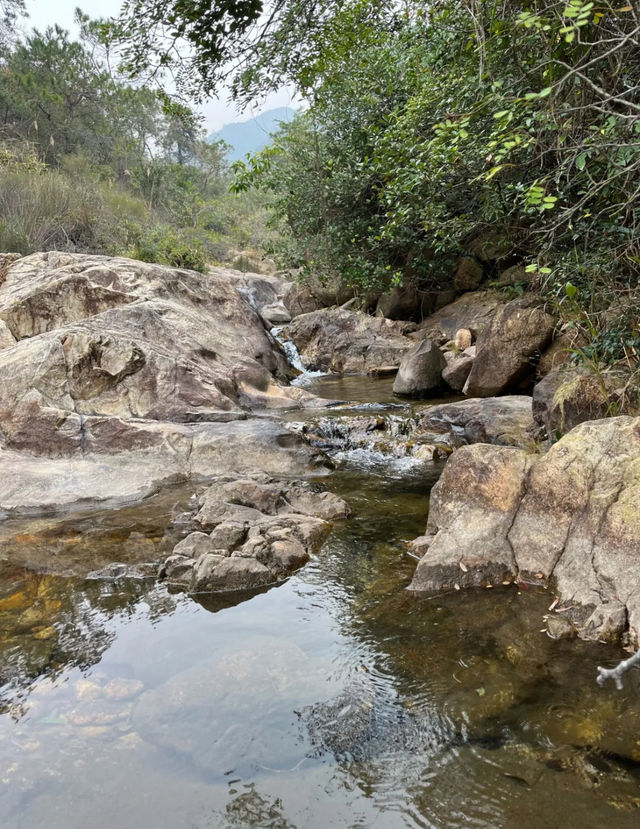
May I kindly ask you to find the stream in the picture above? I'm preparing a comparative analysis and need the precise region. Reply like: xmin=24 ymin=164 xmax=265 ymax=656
xmin=1 ymin=376 xmax=640 ymax=828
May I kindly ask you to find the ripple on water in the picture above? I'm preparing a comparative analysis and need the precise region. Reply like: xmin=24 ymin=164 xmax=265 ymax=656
xmin=1 ymin=453 xmax=640 ymax=827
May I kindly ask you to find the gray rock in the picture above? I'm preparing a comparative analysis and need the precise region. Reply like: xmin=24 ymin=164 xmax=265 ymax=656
xmin=464 ymin=298 xmax=555 ymax=397
xmin=158 ymin=554 xmax=196 ymax=583
xmin=415 ymin=290 xmax=504 ymax=345
xmin=173 ymin=531 xmax=221 ymax=558
xmin=160 ymin=479 xmax=349 ymax=594
xmin=532 ymin=367 xmax=633 ymax=437
xmin=441 ymin=349 xmax=474 ymax=391
xmin=0 ymin=253 xmax=335 ymax=514
xmin=280 ymin=308 xmax=415 ymax=373
xmin=192 ymin=555 xmax=273 ymax=592
xmin=209 ymin=521 xmax=247 ymax=551
xmin=393 ymin=339 xmax=445 ymax=397
xmin=408 ymin=444 xmax=530 ymax=592
xmin=260 ymin=301 xmax=291 ymax=325
xmin=418 ymin=396 xmax=534 ymax=447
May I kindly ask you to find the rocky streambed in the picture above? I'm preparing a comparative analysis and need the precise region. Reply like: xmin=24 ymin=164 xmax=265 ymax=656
xmin=1 ymin=253 xmax=639 ymax=827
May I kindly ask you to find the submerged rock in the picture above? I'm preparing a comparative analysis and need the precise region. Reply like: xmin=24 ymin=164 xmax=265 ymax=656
xmin=409 ymin=416 xmax=640 ymax=647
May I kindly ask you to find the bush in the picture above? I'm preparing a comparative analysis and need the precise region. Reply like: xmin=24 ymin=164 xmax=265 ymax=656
xmin=128 ymin=226 xmax=207 ymax=272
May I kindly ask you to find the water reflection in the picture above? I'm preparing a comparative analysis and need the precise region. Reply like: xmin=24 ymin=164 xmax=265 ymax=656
xmin=1 ymin=464 xmax=640 ymax=827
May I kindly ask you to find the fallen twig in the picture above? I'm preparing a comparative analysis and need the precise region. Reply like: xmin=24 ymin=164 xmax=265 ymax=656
xmin=597 ymin=649 xmax=640 ymax=690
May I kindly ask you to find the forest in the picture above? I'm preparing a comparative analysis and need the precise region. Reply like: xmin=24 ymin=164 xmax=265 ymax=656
xmin=2 ymin=0 xmax=638 ymax=372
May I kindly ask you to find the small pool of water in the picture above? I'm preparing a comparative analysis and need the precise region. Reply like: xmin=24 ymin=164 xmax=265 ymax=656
xmin=1 ymin=465 xmax=639 ymax=828
xmin=302 ymin=373 xmax=460 ymax=409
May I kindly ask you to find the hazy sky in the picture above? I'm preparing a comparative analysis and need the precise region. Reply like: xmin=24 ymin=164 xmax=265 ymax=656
xmin=24 ymin=0 xmax=296 ymax=132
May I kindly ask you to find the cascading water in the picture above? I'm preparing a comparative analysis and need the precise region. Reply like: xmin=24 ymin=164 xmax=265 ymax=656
xmin=270 ymin=326 xmax=328 ymax=386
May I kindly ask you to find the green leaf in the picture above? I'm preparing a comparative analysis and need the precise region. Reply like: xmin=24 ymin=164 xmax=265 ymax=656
xmin=565 ymin=282 xmax=578 ymax=300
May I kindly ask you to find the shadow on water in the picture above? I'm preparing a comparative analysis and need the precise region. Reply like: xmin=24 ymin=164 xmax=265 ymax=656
xmin=1 ymin=379 xmax=640 ymax=827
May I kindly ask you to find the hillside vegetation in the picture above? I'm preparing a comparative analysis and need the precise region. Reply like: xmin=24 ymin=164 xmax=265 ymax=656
xmin=0 ymin=15 xmax=272 ymax=271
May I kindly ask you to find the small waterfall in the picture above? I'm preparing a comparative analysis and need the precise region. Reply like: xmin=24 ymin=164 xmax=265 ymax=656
xmin=287 ymin=413 xmax=448 ymax=478
xmin=271 ymin=326 xmax=328 ymax=386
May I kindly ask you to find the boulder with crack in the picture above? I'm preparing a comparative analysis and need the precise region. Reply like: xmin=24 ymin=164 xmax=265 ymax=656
xmin=408 ymin=416 xmax=640 ymax=647
xmin=279 ymin=308 xmax=416 ymax=373
xmin=158 ymin=478 xmax=350 ymax=592
xmin=0 ymin=252 xmax=333 ymax=514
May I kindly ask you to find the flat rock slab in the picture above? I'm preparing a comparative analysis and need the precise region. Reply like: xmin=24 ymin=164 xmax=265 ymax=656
xmin=0 ymin=419 xmax=330 ymax=516
xmin=417 ymin=396 xmax=534 ymax=447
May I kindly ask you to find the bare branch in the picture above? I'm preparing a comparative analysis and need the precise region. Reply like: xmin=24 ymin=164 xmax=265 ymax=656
xmin=597 ymin=649 xmax=640 ymax=690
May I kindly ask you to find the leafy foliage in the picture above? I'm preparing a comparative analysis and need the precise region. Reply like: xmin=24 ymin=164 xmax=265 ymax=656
xmin=228 ymin=1 xmax=639 ymax=300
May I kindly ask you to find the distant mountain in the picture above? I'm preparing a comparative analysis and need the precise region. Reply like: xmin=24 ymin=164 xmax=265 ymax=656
xmin=208 ymin=107 xmax=296 ymax=162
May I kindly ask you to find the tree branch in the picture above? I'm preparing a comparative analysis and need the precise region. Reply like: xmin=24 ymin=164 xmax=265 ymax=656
xmin=597 ymin=649 xmax=640 ymax=689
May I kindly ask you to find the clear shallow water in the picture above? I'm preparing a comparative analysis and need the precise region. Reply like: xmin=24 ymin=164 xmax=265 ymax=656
xmin=1 ymin=376 xmax=639 ymax=828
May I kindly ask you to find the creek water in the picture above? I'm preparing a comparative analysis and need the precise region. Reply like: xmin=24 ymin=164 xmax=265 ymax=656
xmin=1 ymin=377 xmax=640 ymax=828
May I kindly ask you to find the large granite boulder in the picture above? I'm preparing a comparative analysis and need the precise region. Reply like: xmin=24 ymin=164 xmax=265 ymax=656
xmin=279 ymin=308 xmax=415 ymax=373
xmin=532 ymin=367 xmax=636 ymax=437
xmin=441 ymin=346 xmax=475 ymax=391
xmin=408 ymin=416 xmax=640 ymax=647
xmin=414 ymin=290 xmax=504 ymax=345
xmin=393 ymin=339 xmax=445 ymax=397
xmin=464 ymin=298 xmax=555 ymax=397
xmin=0 ymin=253 xmax=331 ymax=514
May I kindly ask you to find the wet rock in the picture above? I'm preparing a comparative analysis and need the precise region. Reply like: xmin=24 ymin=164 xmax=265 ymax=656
xmin=160 ymin=479 xmax=349 ymax=593
xmin=158 ymin=554 xmax=196 ymax=583
xmin=409 ymin=416 xmax=640 ymax=647
xmin=280 ymin=308 xmax=414 ymax=373
xmin=464 ymin=298 xmax=555 ymax=397
xmin=545 ymin=614 xmax=577 ymax=640
xmin=104 ymin=678 xmax=144 ymax=700
xmin=191 ymin=554 xmax=269 ymax=592
xmin=132 ymin=638 xmax=322 ymax=774
xmin=408 ymin=444 xmax=530 ymax=592
xmin=393 ymin=339 xmax=444 ymax=397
